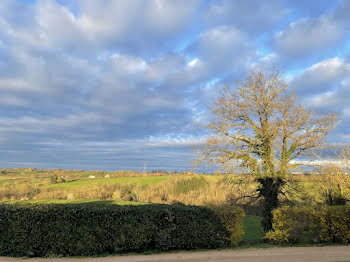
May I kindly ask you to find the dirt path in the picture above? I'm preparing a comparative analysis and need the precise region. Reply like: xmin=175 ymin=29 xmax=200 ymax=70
xmin=0 ymin=246 xmax=349 ymax=262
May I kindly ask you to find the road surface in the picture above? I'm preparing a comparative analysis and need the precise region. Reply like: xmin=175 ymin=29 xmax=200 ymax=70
xmin=0 ymin=246 xmax=349 ymax=262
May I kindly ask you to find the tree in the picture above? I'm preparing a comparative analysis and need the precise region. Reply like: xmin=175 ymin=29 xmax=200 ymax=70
xmin=50 ymin=174 xmax=58 ymax=184
xmin=318 ymin=147 xmax=350 ymax=206
xmin=199 ymin=70 xmax=337 ymax=231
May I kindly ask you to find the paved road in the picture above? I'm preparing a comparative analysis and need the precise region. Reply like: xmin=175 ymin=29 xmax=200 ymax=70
xmin=0 ymin=246 xmax=349 ymax=262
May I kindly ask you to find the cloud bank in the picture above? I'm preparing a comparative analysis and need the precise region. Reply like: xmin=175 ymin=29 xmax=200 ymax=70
xmin=0 ymin=0 xmax=349 ymax=170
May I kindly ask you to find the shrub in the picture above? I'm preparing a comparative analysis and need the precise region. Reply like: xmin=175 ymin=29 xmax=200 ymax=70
xmin=49 ymin=175 xmax=58 ymax=184
xmin=265 ymin=205 xmax=350 ymax=244
xmin=324 ymin=188 xmax=347 ymax=206
xmin=264 ymin=206 xmax=319 ymax=244
xmin=208 ymin=205 xmax=245 ymax=245
xmin=115 ymin=184 xmax=138 ymax=201
xmin=173 ymin=176 xmax=208 ymax=195
xmin=319 ymin=206 xmax=350 ymax=243
xmin=0 ymin=203 xmax=237 ymax=257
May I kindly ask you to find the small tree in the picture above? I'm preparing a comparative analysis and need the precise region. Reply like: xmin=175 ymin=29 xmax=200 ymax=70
xmin=319 ymin=147 xmax=350 ymax=205
xmin=199 ymin=70 xmax=337 ymax=231
xmin=50 ymin=174 xmax=58 ymax=184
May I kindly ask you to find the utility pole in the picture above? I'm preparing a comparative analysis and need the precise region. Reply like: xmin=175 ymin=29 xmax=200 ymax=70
xmin=143 ymin=162 xmax=147 ymax=174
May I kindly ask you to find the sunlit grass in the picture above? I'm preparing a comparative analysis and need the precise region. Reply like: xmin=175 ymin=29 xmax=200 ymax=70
xmin=0 ymin=178 xmax=11 ymax=184
xmin=46 ymin=176 xmax=170 ymax=189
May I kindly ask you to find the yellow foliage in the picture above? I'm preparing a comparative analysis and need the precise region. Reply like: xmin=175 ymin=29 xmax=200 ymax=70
xmin=265 ymin=205 xmax=350 ymax=244
xmin=264 ymin=229 xmax=288 ymax=244
xmin=319 ymin=206 xmax=350 ymax=243
xmin=208 ymin=205 xmax=245 ymax=246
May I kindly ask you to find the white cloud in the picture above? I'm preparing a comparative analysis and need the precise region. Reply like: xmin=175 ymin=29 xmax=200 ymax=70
xmin=0 ymin=78 xmax=28 ymax=91
xmin=189 ymin=26 xmax=256 ymax=72
xmin=308 ymin=91 xmax=337 ymax=108
xmin=289 ymin=57 xmax=350 ymax=93
xmin=204 ymin=0 xmax=287 ymax=34
xmin=287 ymin=58 xmax=350 ymax=130
xmin=343 ymin=107 xmax=350 ymax=117
xmin=34 ymin=0 xmax=199 ymax=53
xmin=36 ymin=0 xmax=84 ymax=50
xmin=274 ymin=1 xmax=350 ymax=61
xmin=274 ymin=16 xmax=344 ymax=58
xmin=187 ymin=58 xmax=199 ymax=68
xmin=251 ymin=52 xmax=279 ymax=71
xmin=110 ymin=54 xmax=147 ymax=75
xmin=0 ymin=95 xmax=27 ymax=106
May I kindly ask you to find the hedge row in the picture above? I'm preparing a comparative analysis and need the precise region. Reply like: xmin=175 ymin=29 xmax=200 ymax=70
xmin=0 ymin=203 xmax=244 ymax=257
xmin=265 ymin=205 xmax=350 ymax=244
xmin=209 ymin=204 xmax=245 ymax=245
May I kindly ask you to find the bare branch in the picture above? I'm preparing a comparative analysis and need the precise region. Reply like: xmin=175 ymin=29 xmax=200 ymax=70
xmin=198 ymin=69 xmax=338 ymax=178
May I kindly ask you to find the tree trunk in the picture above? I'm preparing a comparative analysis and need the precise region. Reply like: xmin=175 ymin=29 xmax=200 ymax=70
xmin=256 ymin=177 xmax=285 ymax=232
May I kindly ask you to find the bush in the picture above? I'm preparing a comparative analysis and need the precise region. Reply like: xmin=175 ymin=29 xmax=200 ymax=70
xmin=265 ymin=205 xmax=350 ymax=244
xmin=324 ymin=189 xmax=347 ymax=206
xmin=264 ymin=206 xmax=319 ymax=244
xmin=49 ymin=175 xmax=58 ymax=184
xmin=0 ymin=203 xmax=238 ymax=257
xmin=208 ymin=205 xmax=245 ymax=245
xmin=319 ymin=206 xmax=350 ymax=243
xmin=173 ymin=176 xmax=208 ymax=195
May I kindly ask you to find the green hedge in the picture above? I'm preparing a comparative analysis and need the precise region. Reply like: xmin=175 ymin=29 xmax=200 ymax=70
xmin=208 ymin=204 xmax=245 ymax=245
xmin=265 ymin=205 xmax=350 ymax=244
xmin=0 ymin=203 xmax=242 ymax=257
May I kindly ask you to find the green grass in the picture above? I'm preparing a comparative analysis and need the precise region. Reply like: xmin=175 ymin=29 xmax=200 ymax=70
xmin=241 ymin=215 xmax=264 ymax=242
xmin=0 ymin=199 xmax=148 ymax=205
xmin=46 ymin=176 xmax=170 ymax=189
xmin=0 ymin=177 xmax=27 ymax=184
xmin=0 ymin=178 xmax=11 ymax=184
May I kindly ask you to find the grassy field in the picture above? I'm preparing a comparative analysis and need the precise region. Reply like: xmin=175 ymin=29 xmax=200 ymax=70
xmin=0 ymin=167 xmax=348 ymax=207
xmin=46 ymin=176 xmax=170 ymax=189
xmin=241 ymin=216 xmax=265 ymax=243
xmin=0 ymin=199 xmax=147 ymax=205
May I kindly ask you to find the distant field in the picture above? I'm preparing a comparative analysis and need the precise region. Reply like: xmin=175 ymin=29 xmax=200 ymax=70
xmin=46 ymin=176 xmax=170 ymax=189
xmin=0 ymin=199 xmax=147 ymax=205
xmin=0 ymin=178 xmax=10 ymax=184
xmin=0 ymin=167 xmax=349 ymax=209
xmin=0 ymin=177 xmax=26 ymax=184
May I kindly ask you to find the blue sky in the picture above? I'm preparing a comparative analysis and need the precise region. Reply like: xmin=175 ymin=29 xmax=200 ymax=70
xmin=0 ymin=0 xmax=349 ymax=171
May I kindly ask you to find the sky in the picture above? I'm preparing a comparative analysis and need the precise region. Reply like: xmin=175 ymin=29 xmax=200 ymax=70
xmin=0 ymin=0 xmax=349 ymax=171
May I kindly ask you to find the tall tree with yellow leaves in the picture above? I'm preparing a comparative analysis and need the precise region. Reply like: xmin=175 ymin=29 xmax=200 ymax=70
xmin=200 ymin=70 xmax=338 ymax=231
